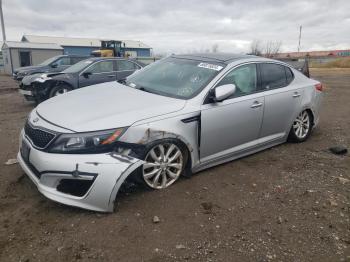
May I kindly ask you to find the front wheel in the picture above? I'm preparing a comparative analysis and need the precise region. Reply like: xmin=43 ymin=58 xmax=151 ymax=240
xmin=141 ymin=141 xmax=187 ymax=189
xmin=288 ymin=110 xmax=312 ymax=142
xmin=48 ymin=84 xmax=73 ymax=98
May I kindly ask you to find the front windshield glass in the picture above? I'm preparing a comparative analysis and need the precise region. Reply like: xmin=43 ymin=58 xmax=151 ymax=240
xmin=38 ymin=56 xmax=61 ymax=66
xmin=125 ymin=57 xmax=225 ymax=99
xmin=62 ymin=59 xmax=94 ymax=73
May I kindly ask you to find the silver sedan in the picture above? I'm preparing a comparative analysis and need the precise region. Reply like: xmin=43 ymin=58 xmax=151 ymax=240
xmin=17 ymin=53 xmax=323 ymax=212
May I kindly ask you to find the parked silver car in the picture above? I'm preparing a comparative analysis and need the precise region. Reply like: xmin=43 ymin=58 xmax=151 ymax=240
xmin=17 ymin=53 xmax=323 ymax=212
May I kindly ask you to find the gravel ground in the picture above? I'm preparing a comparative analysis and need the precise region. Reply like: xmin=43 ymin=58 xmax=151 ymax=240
xmin=0 ymin=69 xmax=349 ymax=262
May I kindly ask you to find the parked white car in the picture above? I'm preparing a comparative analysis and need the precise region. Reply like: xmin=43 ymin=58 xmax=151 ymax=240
xmin=18 ymin=53 xmax=323 ymax=212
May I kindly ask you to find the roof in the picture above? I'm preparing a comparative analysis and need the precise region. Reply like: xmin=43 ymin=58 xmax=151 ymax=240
xmin=122 ymin=40 xmax=151 ymax=49
xmin=2 ymin=41 xmax=63 ymax=50
xmin=82 ymin=57 xmax=131 ymax=62
xmin=21 ymin=35 xmax=151 ymax=49
xmin=22 ymin=35 xmax=100 ymax=47
xmin=174 ymin=53 xmax=256 ymax=64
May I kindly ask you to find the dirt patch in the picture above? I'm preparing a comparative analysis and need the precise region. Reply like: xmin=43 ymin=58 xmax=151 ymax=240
xmin=0 ymin=72 xmax=349 ymax=261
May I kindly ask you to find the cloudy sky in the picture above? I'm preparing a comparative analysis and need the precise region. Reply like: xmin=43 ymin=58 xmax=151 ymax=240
xmin=3 ymin=0 xmax=350 ymax=54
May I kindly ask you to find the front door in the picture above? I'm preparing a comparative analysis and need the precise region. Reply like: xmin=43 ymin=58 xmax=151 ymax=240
xmin=200 ymin=63 xmax=264 ymax=163
xmin=19 ymin=51 xmax=31 ymax=67
xmin=258 ymin=63 xmax=303 ymax=139
xmin=79 ymin=60 xmax=117 ymax=87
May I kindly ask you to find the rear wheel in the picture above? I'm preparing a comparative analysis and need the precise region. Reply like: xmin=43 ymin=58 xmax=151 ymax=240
xmin=141 ymin=141 xmax=187 ymax=189
xmin=49 ymin=84 xmax=72 ymax=98
xmin=288 ymin=110 xmax=312 ymax=142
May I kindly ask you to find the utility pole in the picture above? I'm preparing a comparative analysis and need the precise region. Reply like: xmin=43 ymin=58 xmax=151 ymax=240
xmin=0 ymin=0 xmax=6 ymax=42
xmin=297 ymin=25 xmax=302 ymax=53
xmin=0 ymin=0 xmax=6 ymax=41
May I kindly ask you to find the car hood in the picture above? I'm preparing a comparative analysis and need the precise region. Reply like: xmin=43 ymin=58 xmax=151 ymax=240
xmin=22 ymin=72 xmax=73 ymax=86
xmin=36 ymin=82 xmax=186 ymax=132
xmin=15 ymin=65 xmax=45 ymax=73
xmin=21 ymin=73 xmax=45 ymax=85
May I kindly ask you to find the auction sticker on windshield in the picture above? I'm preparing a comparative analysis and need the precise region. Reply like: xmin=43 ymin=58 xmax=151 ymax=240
xmin=198 ymin=63 xmax=223 ymax=71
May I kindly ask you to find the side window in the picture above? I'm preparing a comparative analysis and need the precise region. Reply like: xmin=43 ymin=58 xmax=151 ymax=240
xmin=285 ymin=67 xmax=294 ymax=85
xmin=87 ymin=61 xmax=114 ymax=74
xmin=118 ymin=60 xmax=137 ymax=71
xmin=70 ymin=57 xmax=85 ymax=65
xmin=216 ymin=64 xmax=257 ymax=97
xmin=55 ymin=57 xmax=70 ymax=66
xmin=260 ymin=63 xmax=287 ymax=89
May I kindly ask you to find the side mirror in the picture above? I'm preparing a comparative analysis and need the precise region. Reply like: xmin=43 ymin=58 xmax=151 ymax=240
xmin=51 ymin=63 xmax=58 ymax=68
xmin=83 ymin=72 xmax=92 ymax=78
xmin=212 ymin=84 xmax=236 ymax=102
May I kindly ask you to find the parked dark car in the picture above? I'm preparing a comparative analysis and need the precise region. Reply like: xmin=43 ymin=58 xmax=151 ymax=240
xmin=13 ymin=55 xmax=89 ymax=81
xmin=19 ymin=57 xmax=145 ymax=102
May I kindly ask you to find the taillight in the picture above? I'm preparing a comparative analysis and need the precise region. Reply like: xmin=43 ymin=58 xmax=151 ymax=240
xmin=315 ymin=83 xmax=323 ymax=91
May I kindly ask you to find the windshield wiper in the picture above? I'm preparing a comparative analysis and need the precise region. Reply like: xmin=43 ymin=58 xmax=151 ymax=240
xmin=138 ymin=86 xmax=160 ymax=95
xmin=126 ymin=82 xmax=161 ymax=95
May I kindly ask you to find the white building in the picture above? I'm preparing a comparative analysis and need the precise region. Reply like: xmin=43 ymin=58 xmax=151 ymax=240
xmin=2 ymin=41 xmax=63 ymax=74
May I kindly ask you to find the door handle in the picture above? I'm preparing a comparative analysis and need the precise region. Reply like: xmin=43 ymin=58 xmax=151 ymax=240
xmin=292 ymin=92 xmax=301 ymax=98
xmin=250 ymin=101 xmax=263 ymax=108
xmin=107 ymin=74 xmax=115 ymax=78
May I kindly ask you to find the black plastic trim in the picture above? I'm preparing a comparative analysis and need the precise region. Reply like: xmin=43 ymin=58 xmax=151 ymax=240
xmin=181 ymin=115 xmax=200 ymax=123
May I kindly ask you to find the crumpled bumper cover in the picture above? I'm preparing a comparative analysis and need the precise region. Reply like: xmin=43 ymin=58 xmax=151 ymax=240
xmin=17 ymin=134 xmax=143 ymax=212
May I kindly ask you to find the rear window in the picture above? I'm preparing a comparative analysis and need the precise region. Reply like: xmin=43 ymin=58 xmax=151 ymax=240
xmin=260 ymin=63 xmax=287 ymax=89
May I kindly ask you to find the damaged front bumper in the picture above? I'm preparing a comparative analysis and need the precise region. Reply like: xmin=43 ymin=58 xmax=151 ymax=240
xmin=17 ymin=132 xmax=143 ymax=212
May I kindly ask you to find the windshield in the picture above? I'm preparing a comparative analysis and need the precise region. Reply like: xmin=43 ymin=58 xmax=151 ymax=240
xmin=38 ymin=56 xmax=61 ymax=66
xmin=125 ymin=57 xmax=225 ymax=99
xmin=62 ymin=59 xmax=94 ymax=73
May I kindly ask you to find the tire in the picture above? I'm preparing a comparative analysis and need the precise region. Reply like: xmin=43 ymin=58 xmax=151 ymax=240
xmin=288 ymin=110 xmax=313 ymax=143
xmin=48 ymin=84 xmax=73 ymax=98
xmin=136 ymin=139 xmax=188 ymax=190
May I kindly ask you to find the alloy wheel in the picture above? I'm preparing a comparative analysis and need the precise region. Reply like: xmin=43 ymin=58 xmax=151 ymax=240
xmin=142 ymin=143 xmax=183 ymax=189
xmin=293 ymin=111 xmax=310 ymax=139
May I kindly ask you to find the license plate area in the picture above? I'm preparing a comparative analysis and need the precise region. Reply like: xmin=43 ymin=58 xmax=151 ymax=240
xmin=20 ymin=140 xmax=31 ymax=164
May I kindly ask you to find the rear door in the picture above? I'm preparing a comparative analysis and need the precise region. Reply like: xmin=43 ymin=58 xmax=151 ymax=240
xmin=78 ymin=60 xmax=117 ymax=87
xmin=116 ymin=60 xmax=141 ymax=82
xmin=258 ymin=63 xmax=302 ymax=140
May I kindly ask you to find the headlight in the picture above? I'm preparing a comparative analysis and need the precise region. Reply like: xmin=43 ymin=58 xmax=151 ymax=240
xmin=34 ymin=74 xmax=52 ymax=83
xmin=48 ymin=127 xmax=127 ymax=153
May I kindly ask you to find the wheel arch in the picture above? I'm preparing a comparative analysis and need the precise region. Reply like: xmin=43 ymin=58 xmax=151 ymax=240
xmin=46 ymin=80 xmax=74 ymax=98
xmin=143 ymin=137 xmax=193 ymax=177
xmin=51 ymin=80 xmax=74 ymax=89
xmin=305 ymin=108 xmax=315 ymax=126
xmin=120 ymin=126 xmax=195 ymax=176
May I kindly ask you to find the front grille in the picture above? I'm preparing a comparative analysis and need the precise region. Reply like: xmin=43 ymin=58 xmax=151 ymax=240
xmin=24 ymin=121 xmax=56 ymax=149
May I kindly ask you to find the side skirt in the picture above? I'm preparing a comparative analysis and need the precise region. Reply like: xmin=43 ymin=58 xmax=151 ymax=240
xmin=193 ymin=137 xmax=286 ymax=173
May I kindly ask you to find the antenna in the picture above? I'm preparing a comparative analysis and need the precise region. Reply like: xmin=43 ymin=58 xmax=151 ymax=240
xmin=0 ymin=0 xmax=6 ymax=41
xmin=297 ymin=25 xmax=302 ymax=53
